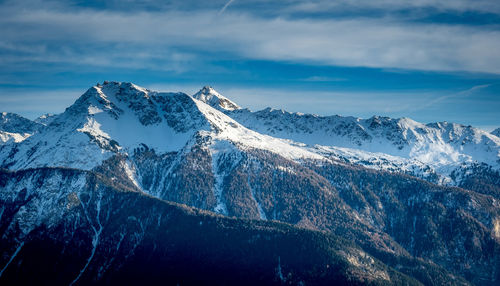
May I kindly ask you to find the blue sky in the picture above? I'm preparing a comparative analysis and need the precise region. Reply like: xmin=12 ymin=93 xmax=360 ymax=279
xmin=0 ymin=0 xmax=499 ymax=131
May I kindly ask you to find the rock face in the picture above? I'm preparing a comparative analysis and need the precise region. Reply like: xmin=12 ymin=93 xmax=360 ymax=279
xmin=1 ymin=81 xmax=499 ymax=285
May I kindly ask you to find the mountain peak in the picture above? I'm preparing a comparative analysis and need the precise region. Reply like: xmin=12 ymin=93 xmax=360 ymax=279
xmin=200 ymin=85 xmax=215 ymax=93
xmin=192 ymin=86 xmax=240 ymax=111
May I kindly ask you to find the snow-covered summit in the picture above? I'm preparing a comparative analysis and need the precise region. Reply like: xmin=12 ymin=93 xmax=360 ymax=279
xmin=1 ymin=82 xmax=499 ymax=186
xmin=0 ymin=82 xmax=319 ymax=170
xmin=0 ymin=81 xmax=216 ymax=169
xmin=192 ymin=86 xmax=240 ymax=111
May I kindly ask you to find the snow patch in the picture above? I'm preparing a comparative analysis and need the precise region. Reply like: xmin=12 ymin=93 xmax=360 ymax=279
xmin=122 ymin=161 xmax=140 ymax=189
xmin=494 ymin=218 xmax=500 ymax=239
xmin=248 ymin=176 xmax=267 ymax=220
xmin=88 ymin=106 xmax=104 ymax=115
xmin=0 ymin=131 xmax=31 ymax=144
xmin=210 ymin=140 xmax=241 ymax=215
xmin=70 ymin=191 xmax=104 ymax=286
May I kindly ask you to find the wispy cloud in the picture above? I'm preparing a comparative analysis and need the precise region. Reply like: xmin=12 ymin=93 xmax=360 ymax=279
xmin=301 ymin=76 xmax=347 ymax=82
xmin=411 ymin=84 xmax=493 ymax=112
xmin=1 ymin=3 xmax=500 ymax=74
xmin=284 ymin=0 xmax=500 ymax=15
xmin=218 ymin=0 xmax=235 ymax=15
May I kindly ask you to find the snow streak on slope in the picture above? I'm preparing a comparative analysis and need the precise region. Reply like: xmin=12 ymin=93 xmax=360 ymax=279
xmin=209 ymin=140 xmax=239 ymax=215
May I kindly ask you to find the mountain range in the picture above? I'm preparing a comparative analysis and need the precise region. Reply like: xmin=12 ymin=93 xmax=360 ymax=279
xmin=1 ymin=81 xmax=499 ymax=285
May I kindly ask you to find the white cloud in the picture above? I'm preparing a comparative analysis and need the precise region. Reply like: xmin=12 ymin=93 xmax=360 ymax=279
xmin=285 ymin=0 xmax=500 ymax=15
xmin=1 ymin=2 xmax=500 ymax=73
xmin=301 ymin=76 xmax=347 ymax=82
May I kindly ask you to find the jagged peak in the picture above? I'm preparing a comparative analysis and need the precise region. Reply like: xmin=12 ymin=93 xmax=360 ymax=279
xmin=97 ymin=81 xmax=150 ymax=98
xmin=68 ymin=82 xmax=166 ymax=120
xmin=200 ymin=85 xmax=216 ymax=94
xmin=192 ymin=86 xmax=240 ymax=111
xmin=66 ymin=82 xmax=211 ymax=131
xmin=93 ymin=81 xmax=149 ymax=95
xmin=396 ymin=117 xmax=424 ymax=129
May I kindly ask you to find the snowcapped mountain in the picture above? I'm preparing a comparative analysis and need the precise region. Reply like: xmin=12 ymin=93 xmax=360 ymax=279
xmin=0 ymin=81 xmax=319 ymax=171
xmin=0 ymin=112 xmax=43 ymax=144
xmin=224 ymin=107 xmax=500 ymax=184
xmin=1 ymin=81 xmax=499 ymax=285
xmin=3 ymin=83 xmax=498 ymax=183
